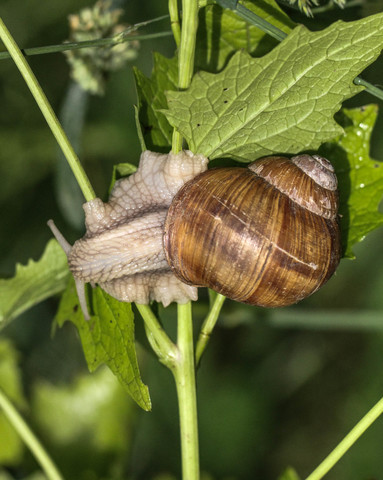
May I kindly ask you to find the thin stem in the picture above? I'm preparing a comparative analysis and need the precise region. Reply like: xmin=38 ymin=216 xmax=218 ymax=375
xmin=0 ymin=17 xmax=95 ymax=202
xmin=215 ymin=0 xmax=286 ymax=41
xmin=0 ymin=31 xmax=173 ymax=61
xmin=172 ymin=303 xmax=200 ymax=480
xmin=0 ymin=389 xmax=64 ymax=480
xmin=169 ymin=0 xmax=181 ymax=47
xmin=305 ymin=396 xmax=383 ymax=480
xmin=172 ymin=0 xmax=199 ymax=153
xmin=354 ymin=77 xmax=383 ymax=101
xmin=136 ymin=304 xmax=178 ymax=366
xmin=0 ymin=13 xmax=171 ymax=61
xmin=178 ymin=0 xmax=199 ymax=89
xmin=195 ymin=293 xmax=226 ymax=366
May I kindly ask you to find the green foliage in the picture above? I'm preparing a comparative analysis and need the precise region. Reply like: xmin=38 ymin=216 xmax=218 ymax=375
xmin=134 ymin=1 xmax=293 ymax=151
xmin=321 ymin=105 xmax=383 ymax=258
xmin=0 ymin=340 xmax=25 ymax=465
xmin=32 ymin=367 xmax=134 ymax=454
xmin=195 ymin=0 xmax=294 ymax=72
xmin=0 ymin=239 xmax=69 ymax=328
xmin=108 ymin=162 xmax=137 ymax=193
xmin=278 ymin=466 xmax=301 ymax=480
xmin=134 ymin=53 xmax=178 ymax=150
xmin=164 ymin=14 xmax=383 ymax=161
xmin=55 ymin=279 xmax=151 ymax=411
xmin=1 ymin=0 xmax=383 ymax=478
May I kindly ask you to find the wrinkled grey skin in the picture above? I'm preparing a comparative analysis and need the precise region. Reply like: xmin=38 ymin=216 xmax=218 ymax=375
xmin=50 ymin=150 xmax=208 ymax=318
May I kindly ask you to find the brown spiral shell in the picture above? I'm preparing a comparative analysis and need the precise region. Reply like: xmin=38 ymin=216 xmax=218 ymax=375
xmin=163 ymin=154 xmax=341 ymax=308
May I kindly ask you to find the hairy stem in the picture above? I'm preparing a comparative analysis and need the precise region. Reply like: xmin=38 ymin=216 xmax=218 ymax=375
xmin=0 ymin=389 xmax=64 ymax=480
xmin=0 ymin=17 xmax=95 ymax=202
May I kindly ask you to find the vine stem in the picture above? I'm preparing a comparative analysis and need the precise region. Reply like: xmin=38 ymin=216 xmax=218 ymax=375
xmin=0 ymin=389 xmax=64 ymax=480
xmin=172 ymin=303 xmax=200 ymax=480
xmin=305 ymin=396 xmax=383 ymax=480
xmin=0 ymin=17 xmax=95 ymax=202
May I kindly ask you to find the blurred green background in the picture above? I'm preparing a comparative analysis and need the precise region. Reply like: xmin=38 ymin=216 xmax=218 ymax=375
xmin=0 ymin=1 xmax=383 ymax=479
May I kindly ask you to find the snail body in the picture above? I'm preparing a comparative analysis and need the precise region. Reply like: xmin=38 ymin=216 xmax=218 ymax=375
xmin=49 ymin=150 xmax=341 ymax=317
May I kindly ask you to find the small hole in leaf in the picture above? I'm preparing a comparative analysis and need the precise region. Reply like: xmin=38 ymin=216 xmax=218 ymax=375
xmin=197 ymin=123 xmax=201 ymax=127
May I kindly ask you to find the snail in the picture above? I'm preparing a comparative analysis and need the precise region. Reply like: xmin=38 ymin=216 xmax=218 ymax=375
xmin=48 ymin=150 xmax=341 ymax=319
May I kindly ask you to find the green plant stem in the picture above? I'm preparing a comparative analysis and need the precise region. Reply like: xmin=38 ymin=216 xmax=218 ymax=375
xmin=354 ymin=77 xmax=383 ymax=101
xmin=0 ymin=13 xmax=171 ymax=61
xmin=172 ymin=0 xmax=199 ymax=153
xmin=172 ymin=302 xmax=200 ymax=480
xmin=136 ymin=304 xmax=178 ymax=367
xmin=0 ymin=17 xmax=95 ymax=202
xmin=169 ymin=0 xmax=181 ymax=47
xmin=0 ymin=388 xmax=64 ymax=480
xmin=0 ymin=31 xmax=173 ymax=61
xmin=215 ymin=0 xmax=286 ymax=41
xmin=305 ymin=396 xmax=383 ymax=480
xmin=195 ymin=294 xmax=226 ymax=366
xmin=167 ymin=1 xmax=201 ymax=477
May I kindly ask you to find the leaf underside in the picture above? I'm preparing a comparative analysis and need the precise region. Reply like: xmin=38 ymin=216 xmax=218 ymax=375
xmin=164 ymin=13 xmax=383 ymax=161
xmin=195 ymin=0 xmax=294 ymax=72
xmin=0 ymin=239 xmax=69 ymax=328
xmin=55 ymin=280 xmax=151 ymax=411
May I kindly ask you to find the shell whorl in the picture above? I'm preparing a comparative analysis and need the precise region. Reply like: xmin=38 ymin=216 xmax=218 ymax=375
xmin=164 ymin=154 xmax=341 ymax=308
xmin=249 ymin=155 xmax=338 ymax=220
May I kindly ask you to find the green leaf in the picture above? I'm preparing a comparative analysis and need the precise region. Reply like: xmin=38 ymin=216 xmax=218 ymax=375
xmin=108 ymin=162 xmax=137 ymax=194
xmin=164 ymin=13 xmax=383 ymax=161
xmin=278 ymin=466 xmax=301 ymax=480
xmin=55 ymin=279 xmax=151 ymax=411
xmin=0 ymin=239 xmax=70 ymax=328
xmin=32 ymin=367 xmax=134 ymax=455
xmin=134 ymin=53 xmax=178 ymax=151
xmin=320 ymin=105 xmax=383 ymax=258
xmin=0 ymin=340 xmax=26 ymax=465
xmin=196 ymin=0 xmax=294 ymax=72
